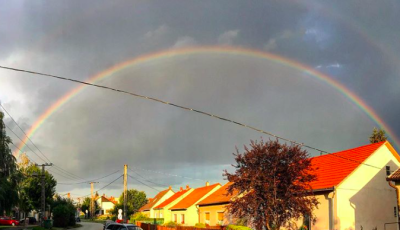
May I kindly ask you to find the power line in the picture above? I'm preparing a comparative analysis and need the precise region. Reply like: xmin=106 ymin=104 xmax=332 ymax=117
xmin=128 ymin=174 xmax=161 ymax=192
xmin=0 ymin=65 xmax=386 ymax=171
xmin=58 ymin=170 xmax=121 ymax=185
xmin=0 ymin=104 xmax=51 ymax=162
xmin=52 ymin=164 xmax=86 ymax=181
xmin=4 ymin=123 xmax=47 ymax=163
xmin=8 ymin=141 xmax=38 ymax=165
xmin=127 ymin=167 xmax=173 ymax=189
xmin=81 ymin=174 xmax=123 ymax=198
xmin=0 ymin=65 xmax=324 ymax=152
xmin=133 ymin=166 xmax=207 ymax=182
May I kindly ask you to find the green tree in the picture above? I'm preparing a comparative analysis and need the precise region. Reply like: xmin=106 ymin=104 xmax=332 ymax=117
xmin=52 ymin=195 xmax=76 ymax=227
xmin=224 ymin=139 xmax=318 ymax=230
xmin=81 ymin=197 xmax=98 ymax=217
xmin=369 ymin=127 xmax=387 ymax=143
xmin=112 ymin=189 xmax=147 ymax=217
xmin=0 ymin=111 xmax=19 ymax=214
xmin=19 ymin=164 xmax=57 ymax=212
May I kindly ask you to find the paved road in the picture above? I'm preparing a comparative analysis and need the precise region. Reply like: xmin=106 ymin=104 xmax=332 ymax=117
xmin=80 ymin=222 xmax=103 ymax=230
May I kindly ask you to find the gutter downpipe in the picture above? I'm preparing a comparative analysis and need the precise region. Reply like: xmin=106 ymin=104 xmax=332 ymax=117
xmin=196 ymin=205 xmax=200 ymax=223
xmin=387 ymin=180 xmax=400 ymax=230
xmin=331 ymin=186 xmax=336 ymax=230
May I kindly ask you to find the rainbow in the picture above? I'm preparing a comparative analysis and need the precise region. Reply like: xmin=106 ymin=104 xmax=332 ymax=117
xmin=15 ymin=46 xmax=400 ymax=156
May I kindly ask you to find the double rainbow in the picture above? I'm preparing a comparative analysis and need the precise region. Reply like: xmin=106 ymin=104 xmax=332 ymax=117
xmin=15 ymin=46 xmax=400 ymax=156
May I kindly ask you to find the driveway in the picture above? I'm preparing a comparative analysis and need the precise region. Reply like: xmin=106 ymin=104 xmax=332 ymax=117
xmin=80 ymin=222 xmax=103 ymax=230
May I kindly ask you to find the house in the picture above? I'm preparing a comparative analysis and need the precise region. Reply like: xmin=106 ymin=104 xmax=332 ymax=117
xmin=153 ymin=186 xmax=194 ymax=220
xmin=193 ymin=141 xmax=400 ymax=230
xmin=197 ymin=182 xmax=237 ymax=226
xmin=169 ymin=182 xmax=221 ymax=226
xmin=139 ymin=187 xmax=175 ymax=218
xmin=301 ymin=141 xmax=400 ymax=230
xmin=96 ymin=194 xmax=117 ymax=215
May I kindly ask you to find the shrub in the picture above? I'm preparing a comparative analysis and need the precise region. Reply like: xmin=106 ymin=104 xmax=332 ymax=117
xmin=226 ymin=225 xmax=252 ymax=230
xmin=195 ymin=223 xmax=206 ymax=228
xmin=164 ymin=221 xmax=180 ymax=228
xmin=111 ymin=216 xmax=117 ymax=221
xmin=52 ymin=195 xmax=76 ymax=227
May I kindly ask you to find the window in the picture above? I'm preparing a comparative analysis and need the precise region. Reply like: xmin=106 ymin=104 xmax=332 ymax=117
xmin=387 ymin=166 xmax=391 ymax=176
xmin=174 ymin=214 xmax=177 ymax=223
xmin=205 ymin=212 xmax=210 ymax=225
xmin=160 ymin=213 xmax=163 ymax=218
xmin=217 ymin=212 xmax=224 ymax=225
xmin=181 ymin=214 xmax=185 ymax=224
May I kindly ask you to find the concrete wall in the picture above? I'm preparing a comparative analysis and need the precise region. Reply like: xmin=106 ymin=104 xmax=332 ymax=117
xmin=336 ymin=145 xmax=399 ymax=230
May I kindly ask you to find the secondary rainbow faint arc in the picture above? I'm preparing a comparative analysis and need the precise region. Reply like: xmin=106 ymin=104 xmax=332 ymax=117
xmin=15 ymin=46 xmax=400 ymax=156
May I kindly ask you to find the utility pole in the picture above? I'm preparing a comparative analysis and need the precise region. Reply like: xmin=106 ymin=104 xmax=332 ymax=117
xmin=89 ymin=182 xmax=99 ymax=219
xmin=35 ymin=163 xmax=52 ymax=224
xmin=123 ymin=165 xmax=128 ymax=223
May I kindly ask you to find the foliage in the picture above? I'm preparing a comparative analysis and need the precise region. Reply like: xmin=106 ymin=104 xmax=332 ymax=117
xmin=111 ymin=216 xmax=117 ymax=221
xmin=112 ymin=189 xmax=147 ymax=217
xmin=52 ymin=195 xmax=76 ymax=227
xmin=223 ymin=139 xmax=319 ymax=230
xmin=195 ymin=223 xmax=207 ymax=228
xmin=299 ymin=225 xmax=308 ymax=230
xmin=164 ymin=221 xmax=180 ymax=228
xmin=226 ymin=225 xmax=253 ymax=230
xmin=131 ymin=212 xmax=149 ymax=221
xmin=97 ymin=214 xmax=113 ymax=220
xmin=369 ymin=127 xmax=387 ymax=143
xmin=236 ymin=218 xmax=248 ymax=227
xmin=81 ymin=197 xmax=99 ymax=217
xmin=19 ymin=163 xmax=57 ymax=213
xmin=0 ymin=111 xmax=20 ymax=214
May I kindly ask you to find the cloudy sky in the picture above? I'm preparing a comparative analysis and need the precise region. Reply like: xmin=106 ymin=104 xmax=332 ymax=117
xmin=1 ymin=0 xmax=399 ymax=199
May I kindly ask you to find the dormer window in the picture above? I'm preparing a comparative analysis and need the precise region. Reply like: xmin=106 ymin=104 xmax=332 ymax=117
xmin=386 ymin=166 xmax=391 ymax=176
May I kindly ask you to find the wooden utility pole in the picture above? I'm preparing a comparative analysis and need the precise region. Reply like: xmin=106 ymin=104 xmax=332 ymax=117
xmin=89 ymin=182 xmax=99 ymax=219
xmin=35 ymin=163 xmax=52 ymax=224
xmin=123 ymin=164 xmax=128 ymax=223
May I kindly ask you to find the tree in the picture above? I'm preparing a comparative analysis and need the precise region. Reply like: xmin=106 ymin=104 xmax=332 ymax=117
xmin=223 ymin=139 xmax=319 ymax=230
xmin=0 ymin=111 xmax=19 ymax=214
xmin=369 ymin=127 xmax=387 ymax=143
xmin=81 ymin=197 xmax=98 ymax=217
xmin=112 ymin=189 xmax=147 ymax=217
xmin=52 ymin=195 xmax=76 ymax=227
xmin=19 ymin=163 xmax=57 ymax=212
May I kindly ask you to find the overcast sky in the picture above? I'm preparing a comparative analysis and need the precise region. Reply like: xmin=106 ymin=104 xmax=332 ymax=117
xmin=1 ymin=0 xmax=399 ymax=199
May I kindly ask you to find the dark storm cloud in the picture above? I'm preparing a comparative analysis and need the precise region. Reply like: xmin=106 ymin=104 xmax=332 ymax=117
xmin=1 ymin=0 xmax=399 ymax=197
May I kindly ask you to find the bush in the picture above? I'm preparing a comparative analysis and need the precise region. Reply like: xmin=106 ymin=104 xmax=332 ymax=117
xmin=164 ymin=221 xmax=180 ymax=228
xmin=226 ymin=225 xmax=252 ymax=230
xmin=98 ymin=214 xmax=113 ymax=220
xmin=111 ymin=216 xmax=117 ymax=221
xmin=52 ymin=195 xmax=76 ymax=227
xmin=195 ymin=223 xmax=206 ymax=228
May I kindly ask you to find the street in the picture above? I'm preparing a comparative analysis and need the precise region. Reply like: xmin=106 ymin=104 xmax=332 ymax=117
xmin=80 ymin=222 xmax=103 ymax=230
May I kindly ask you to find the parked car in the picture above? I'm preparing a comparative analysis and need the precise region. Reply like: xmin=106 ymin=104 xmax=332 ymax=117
xmin=104 ymin=223 xmax=143 ymax=230
xmin=0 ymin=216 xmax=20 ymax=226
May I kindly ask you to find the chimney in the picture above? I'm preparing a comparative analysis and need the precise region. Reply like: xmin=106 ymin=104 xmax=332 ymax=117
xmin=103 ymin=193 xmax=105 ymax=197
xmin=67 ymin=193 xmax=70 ymax=198
xmin=206 ymin=181 xmax=209 ymax=186
xmin=186 ymin=185 xmax=190 ymax=189
xmin=169 ymin=186 xmax=172 ymax=190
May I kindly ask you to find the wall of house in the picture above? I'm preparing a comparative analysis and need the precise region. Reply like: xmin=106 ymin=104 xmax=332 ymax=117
xmin=102 ymin=201 xmax=115 ymax=215
xmin=336 ymin=145 xmax=400 ymax=230
xmin=149 ymin=190 xmax=175 ymax=218
xmin=198 ymin=204 xmax=233 ymax=226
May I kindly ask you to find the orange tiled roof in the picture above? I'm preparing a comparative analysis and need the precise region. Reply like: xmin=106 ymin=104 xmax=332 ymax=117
xmin=170 ymin=183 xmax=220 ymax=210
xmin=310 ymin=141 xmax=387 ymax=190
xmin=198 ymin=182 xmax=237 ymax=206
xmin=154 ymin=188 xmax=192 ymax=209
xmin=139 ymin=188 xmax=172 ymax=211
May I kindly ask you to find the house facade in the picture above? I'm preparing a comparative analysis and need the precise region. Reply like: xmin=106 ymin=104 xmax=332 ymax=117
xmin=139 ymin=187 xmax=175 ymax=218
xmin=153 ymin=186 xmax=194 ymax=220
xmin=95 ymin=194 xmax=117 ymax=215
xmin=198 ymin=182 xmax=236 ymax=226
xmin=169 ymin=182 xmax=221 ymax=226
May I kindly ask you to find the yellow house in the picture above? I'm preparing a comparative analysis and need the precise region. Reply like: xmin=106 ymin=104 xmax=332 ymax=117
xmin=139 ymin=187 xmax=175 ymax=218
xmin=95 ymin=194 xmax=117 ymax=215
xmin=294 ymin=141 xmax=400 ymax=230
xmin=198 ymin=182 xmax=237 ymax=226
xmin=169 ymin=182 xmax=221 ymax=226
xmin=153 ymin=186 xmax=194 ymax=221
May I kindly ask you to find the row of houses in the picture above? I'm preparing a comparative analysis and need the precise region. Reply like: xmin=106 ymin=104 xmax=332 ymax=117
xmin=139 ymin=141 xmax=400 ymax=230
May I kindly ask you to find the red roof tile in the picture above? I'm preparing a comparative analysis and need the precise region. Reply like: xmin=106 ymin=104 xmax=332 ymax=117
xmin=154 ymin=188 xmax=192 ymax=209
xmin=139 ymin=188 xmax=172 ymax=211
xmin=170 ymin=183 xmax=220 ymax=210
xmin=310 ymin=141 xmax=386 ymax=190
xmin=198 ymin=182 xmax=237 ymax=206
